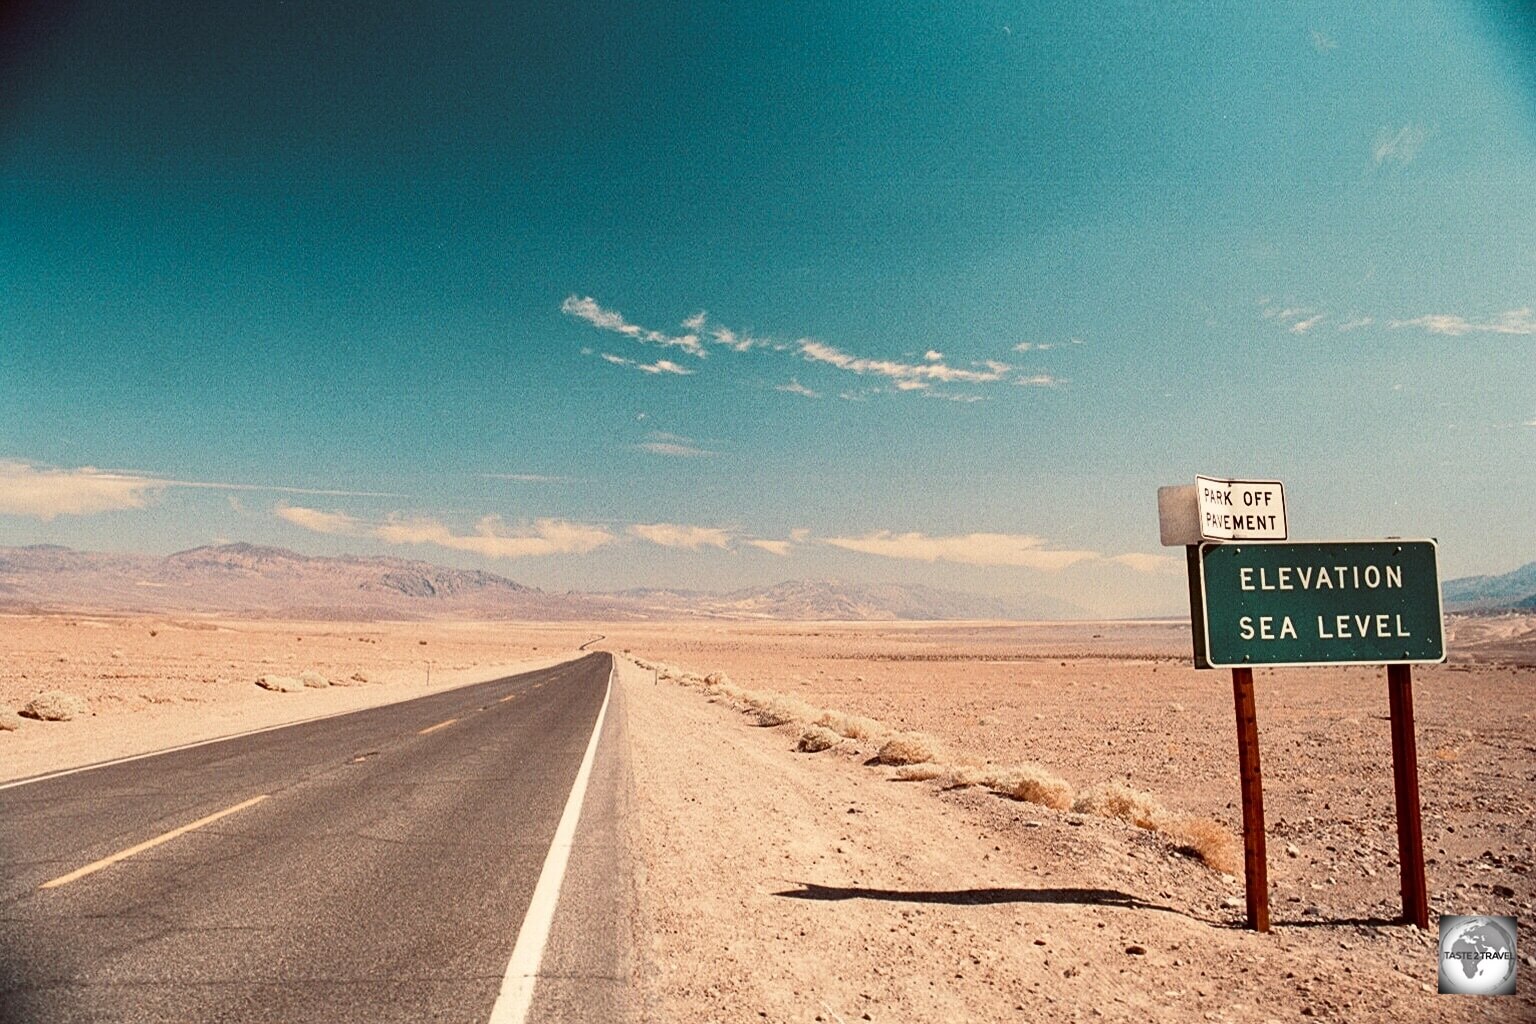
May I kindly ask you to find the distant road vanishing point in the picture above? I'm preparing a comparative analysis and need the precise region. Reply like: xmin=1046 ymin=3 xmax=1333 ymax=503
xmin=0 ymin=652 xmax=627 ymax=1024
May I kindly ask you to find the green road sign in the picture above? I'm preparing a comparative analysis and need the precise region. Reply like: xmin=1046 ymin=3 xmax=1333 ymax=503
xmin=1195 ymin=540 xmax=1445 ymax=667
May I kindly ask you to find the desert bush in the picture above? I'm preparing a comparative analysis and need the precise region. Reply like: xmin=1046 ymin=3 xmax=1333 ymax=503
xmin=704 ymin=671 xmax=732 ymax=688
xmin=942 ymin=764 xmax=991 ymax=788
xmin=1166 ymin=816 xmax=1242 ymax=875
xmin=749 ymin=694 xmax=817 ymax=727
xmin=255 ymin=674 xmax=304 ymax=693
xmin=796 ymin=725 xmax=840 ymax=752
xmin=893 ymin=762 xmax=947 ymax=782
xmin=0 ymin=706 xmax=22 ymax=731
xmin=984 ymin=763 xmax=1074 ymax=810
xmin=299 ymin=670 xmax=330 ymax=689
xmin=20 ymin=691 xmax=90 ymax=722
xmin=1073 ymin=781 xmax=1167 ymax=830
xmin=876 ymin=732 xmax=940 ymax=766
xmin=815 ymin=709 xmax=885 ymax=741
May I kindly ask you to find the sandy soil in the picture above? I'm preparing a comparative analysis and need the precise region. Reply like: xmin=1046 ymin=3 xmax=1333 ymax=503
xmin=3 ymin=612 xmax=1530 ymax=1020
xmin=0 ymin=613 xmax=596 ymax=782
xmin=604 ymin=618 xmax=1534 ymax=1022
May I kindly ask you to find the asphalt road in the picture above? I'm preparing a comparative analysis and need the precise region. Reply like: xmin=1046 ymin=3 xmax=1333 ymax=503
xmin=0 ymin=651 xmax=627 ymax=1023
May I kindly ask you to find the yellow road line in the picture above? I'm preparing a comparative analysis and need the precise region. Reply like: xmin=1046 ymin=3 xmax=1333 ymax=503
xmin=40 ymin=795 xmax=269 ymax=890
xmin=418 ymin=718 xmax=458 ymax=735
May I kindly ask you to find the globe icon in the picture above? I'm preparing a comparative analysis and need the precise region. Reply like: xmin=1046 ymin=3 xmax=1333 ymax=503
xmin=1438 ymin=916 xmax=1518 ymax=995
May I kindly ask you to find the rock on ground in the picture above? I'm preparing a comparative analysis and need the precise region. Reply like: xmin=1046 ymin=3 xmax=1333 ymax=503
xmin=20 ymin=691 xmax=91 ymax=722
xmin=299 ymin=670 xmax=330 ymax=688
xmin=255 ymin=675 xmax=305 ymax=693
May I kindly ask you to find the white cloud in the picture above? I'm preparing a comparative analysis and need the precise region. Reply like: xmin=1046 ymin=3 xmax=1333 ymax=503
xmin=628 ymin=522 xmax=734 ymax=550
xmin=746 ymin=538 xmax=792 ymax=556
xmin=1390 ymin=308 xmax=1536 ymax=337
xmin=1310 ymin=29 xmax=1337 ymax=52
xmin=0 ymin=461 xmax=162 ymax=519
xmin=1014 ymin=374 xmax=1061 ymax=387
xmin=1335 ymin=316 xmax=1374 ymax=332
xmin=561 ymin=295 xmax=705 ymax=356
xmin=790 ymin=528 xmax=811 ymax=542
xmin=823 ymin=530 xmax=1099 ymax=571
xmin=1289 ymin=314 xmax=1326 ymax=334
xmin=374 ymin=515 xmax=615 ymax=559
xmin=1109 ymin=552 xmax=1184 ymax=575
xmin=1372 ymin=124 xmax=1428 ymax=166
xmin=923 ymin=350 xmax=944 ymax=361
xmin=0 ymin=461 xmax=393 ymax=520
xmin=681 ymin=311 xmax=707 ymax=331
xmin=775 ymin=379 xmax=820 ymax=399
xmin=635 ymin=432 xmax=715 ymax=457
xmin=798 ymin=340 xmax=1011 ymax=384
xmin=275 ymin=505 xmax=363 ymax=535
xmin=599 ymin=352 xmax=695 ymax=375
xmin=1012 ymin=341 xmax=1054 ymax=352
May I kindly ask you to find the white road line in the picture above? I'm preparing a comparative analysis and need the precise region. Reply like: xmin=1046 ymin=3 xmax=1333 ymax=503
xmin=487 ymin=661 xmax=613 ymax=1024
xmin=40 ymin=794 xmax=269 ymax=889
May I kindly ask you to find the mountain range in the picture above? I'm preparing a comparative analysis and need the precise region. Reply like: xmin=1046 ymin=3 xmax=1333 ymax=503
xmin=0 ymin=543 xmax=1083 ymax=621
xmin=1442 ymin=561 xmax=1536 ymax=612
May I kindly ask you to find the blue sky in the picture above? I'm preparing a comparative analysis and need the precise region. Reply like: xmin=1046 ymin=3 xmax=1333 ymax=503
xmin=2 ymin=2 xmax=1533 ymax=616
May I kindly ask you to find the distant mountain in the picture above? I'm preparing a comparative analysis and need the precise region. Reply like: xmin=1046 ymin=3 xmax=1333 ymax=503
xmin=1444 ymin=561 xmax=1536 ymax=612
xmin=0 ymin=544 xmax=1084 ymax=621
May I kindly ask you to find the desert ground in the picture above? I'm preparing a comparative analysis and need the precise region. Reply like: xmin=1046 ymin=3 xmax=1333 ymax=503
xmin=3 ymin=611 xmax=1532 ymax=1021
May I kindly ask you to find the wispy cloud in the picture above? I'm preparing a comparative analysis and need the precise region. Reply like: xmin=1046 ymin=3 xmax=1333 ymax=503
xmin=775 ymin=379 xmax=820 ymax=399
xmin=1372 ymin=124 xmax=1429 ymax=167
xmin=1109 ymin=552 xmax=1184 ymax=575
xmin=799 ymin=340 xmax=1011 ymax=385
xmin=599 ymin=352 xmax=695 ymax=375
xmin=746 ymin=538 xmax=793 ymax=556
xmin=0 ymin=461 xmax=161 ymax=519
xmin=0 ymin=460 xmax=396 ymax=520
xmin=274 ymin=505 xmax=362 ymax=535
xmin=1014 ymin=374 xmax=1061 ymax=388
xmin=1289 ymin=314 xmax=1326 ymax=335
xmin=561 ymin=295 xmax=705 ymax=356
xmin=374 ymin=515 xmax=615 ymax=559
xmin=823 ymin=530 xmax=1099 ymax=571
xmin=628 ymin=522 xmax=734 ymax=550
xmin=1335 ymin=315 xmax=1374 ymax=332
xmin=635 ymin=431 xmax=716 ymax=457
xmin=1310 ymin=29 xmax=1337 ymax=52
xmin=1390 ymin=308 xmax=1536 ymax=337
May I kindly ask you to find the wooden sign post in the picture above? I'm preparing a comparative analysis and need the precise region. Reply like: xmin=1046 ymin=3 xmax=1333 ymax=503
xmin=1387 ymin=663 xmax=1430 ymax=928
xmin=1230 ymin=666 xmax=1269 ymax=931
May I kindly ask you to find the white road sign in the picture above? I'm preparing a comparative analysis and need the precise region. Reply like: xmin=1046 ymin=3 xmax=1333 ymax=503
xmin=1195 ymin=475 xmax=1287 ymax=541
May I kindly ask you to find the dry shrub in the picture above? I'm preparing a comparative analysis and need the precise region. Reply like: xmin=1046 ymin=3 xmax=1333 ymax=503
xmin=1166 ymin=816 xmax=1242 ymax=875
xmin=893 ymin=762 xmax=947 ymax=782
xmin=1433 ymin=744 xmax=1459 ymax=763
xmin=349 ymin=672 xmax=371 ymax=684
xmin=943 ymin=764 xmax=991 ymax=788
xmin=749 ymin=694 xmax=818 ymax=727
xmin=704 ymin=671 xmax=732 ymax=688
xmin=299 ymin=670 xmax=330 ymax=689
xmin=1073 ymin=781 xmax=1168 ymax=830
xmin=20 ymin=691 xmax=91 ymax=721
xmin=985 ymin=763 xmax=1074 ymax=810
xmin=815 ymin=709 xmax=885 ymax=741
xmin=797 ymin=725 xmax=840 ymax=753
xmin=876 ymin=732 xmax=940 ymax=766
